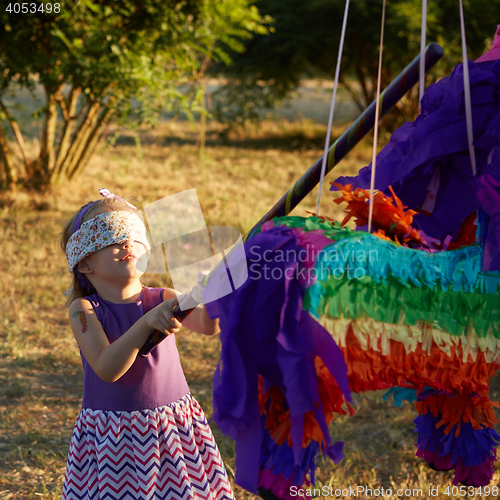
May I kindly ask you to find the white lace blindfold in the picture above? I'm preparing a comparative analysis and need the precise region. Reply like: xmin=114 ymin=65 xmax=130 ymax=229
xmin=66 ymin=211 xmax=151 ymax=273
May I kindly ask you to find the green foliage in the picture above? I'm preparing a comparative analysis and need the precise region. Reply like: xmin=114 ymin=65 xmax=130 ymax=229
xmin=213 ymin=0 xmax=500 ymax=127
xmin=0 ymin=0 xmax=269 ymax=188
xmin=0 ymin=0 xmax=266 ymax=111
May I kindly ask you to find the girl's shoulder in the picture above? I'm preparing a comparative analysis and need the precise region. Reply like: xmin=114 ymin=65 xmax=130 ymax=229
xmin=141 ymin=286 xmax=185 ymax=297
xmin=161 ymin=288 xmax=178 ymax=301
xmin=68 ymin=296 xmax=94 ymax=316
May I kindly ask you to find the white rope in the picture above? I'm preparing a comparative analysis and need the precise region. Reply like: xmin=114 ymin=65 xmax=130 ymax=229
xmin=316 ymin=0 xmax=350 ymax=216
xmin=459 ymin=0 xmax=477 ymax=176
xmin=367 ymin=0 xmax=387 ymax=234
xmin=419 ymin=0 xmax=428 ymax=107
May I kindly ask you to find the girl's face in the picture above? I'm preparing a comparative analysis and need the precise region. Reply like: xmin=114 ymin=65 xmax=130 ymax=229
xmin=80 ymin=239 xmax=148 ymax=284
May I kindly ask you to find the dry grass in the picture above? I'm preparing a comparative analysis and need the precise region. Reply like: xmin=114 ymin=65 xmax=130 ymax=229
xmin=0 ymin=119 xmax=499 ymax=499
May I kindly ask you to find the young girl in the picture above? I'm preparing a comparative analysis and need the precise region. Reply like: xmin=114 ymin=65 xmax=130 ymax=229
xmin=60 ymin=192 xmax=235 ymax=500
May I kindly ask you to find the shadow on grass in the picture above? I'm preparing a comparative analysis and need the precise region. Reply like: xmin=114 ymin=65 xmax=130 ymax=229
xmin=112 ymin=128 xmax=339 ymax=152
xmin=0 ymin=353 xmax=82 ymax=476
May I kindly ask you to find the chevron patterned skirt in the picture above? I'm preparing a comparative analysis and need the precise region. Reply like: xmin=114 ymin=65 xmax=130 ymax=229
xmin=62 ymin=393 xmax=235 ymax=500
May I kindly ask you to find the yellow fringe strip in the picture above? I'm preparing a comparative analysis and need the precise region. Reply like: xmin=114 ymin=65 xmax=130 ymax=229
xmin=319 ymin=315 xmax=500 ymax=364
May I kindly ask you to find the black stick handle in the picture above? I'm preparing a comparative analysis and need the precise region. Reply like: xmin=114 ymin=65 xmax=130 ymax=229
xmin=138 ymin=330 xmax=169 ymax=357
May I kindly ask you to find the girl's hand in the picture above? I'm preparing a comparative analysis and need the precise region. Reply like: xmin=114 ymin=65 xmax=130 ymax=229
xmin=163 ymin=287 xmax=219 ymax=336
xmin=143 ymin=297 xmax=182 ymax=335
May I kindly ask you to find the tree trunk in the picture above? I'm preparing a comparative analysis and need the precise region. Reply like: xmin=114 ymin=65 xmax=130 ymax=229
xmin=92 ymin=114 xmax=115 ymax=153
xmin=51 ymin=85 xmax=82 ymax=182
xmin=56 ymin=100 xmax=102 ymax=182
xmin=339 ymin=77 xmax=366 ymax=113
xmin=0 ymin=83 xmax=119 ymax=189
xmin=360 ymin=72 xmax=374 ymax=109
xmin=38 ymin=86 xmax=60 ymax=180
xmin=0 ymin=99 xmax=29 ymax=172
xmin=0 ymin=126 xmax=17 ymax=187
xmin=68 ymin=106 xmax=115 ymax=180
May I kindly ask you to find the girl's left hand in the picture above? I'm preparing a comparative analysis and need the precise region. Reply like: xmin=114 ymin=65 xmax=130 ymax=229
xmin=162 ymin=284 xmax=219 ymax=336
xmin=144 ymin=297 xmax=182 ymax=335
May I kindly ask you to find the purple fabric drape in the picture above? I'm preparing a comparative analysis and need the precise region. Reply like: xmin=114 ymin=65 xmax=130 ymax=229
xmin=205 ymin=224 xmax=350 ymax=492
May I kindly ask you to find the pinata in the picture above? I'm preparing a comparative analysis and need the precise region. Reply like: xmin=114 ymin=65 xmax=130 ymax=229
xmin=203 ymin=29 xmax=500 ymax=498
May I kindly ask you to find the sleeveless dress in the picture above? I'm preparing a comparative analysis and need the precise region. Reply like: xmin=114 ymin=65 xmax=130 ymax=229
xmin=62 ymin=287 xmax=235 ymax=500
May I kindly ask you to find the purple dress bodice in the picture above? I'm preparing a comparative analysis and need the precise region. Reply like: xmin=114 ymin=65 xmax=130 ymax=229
xmin=81 ymin=287 xmax=190 ymax=411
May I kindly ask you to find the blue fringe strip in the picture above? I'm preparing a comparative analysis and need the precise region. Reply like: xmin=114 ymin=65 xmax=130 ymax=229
xmin=304 ymin=232 xmax=495 ymax=295
xmin=443 ymin=422 xmax=500 ymax=467
xmin=414 ymin=411 xmax=449 ymax=458
xmin=383 ymin=387 xmax=418 ymax=407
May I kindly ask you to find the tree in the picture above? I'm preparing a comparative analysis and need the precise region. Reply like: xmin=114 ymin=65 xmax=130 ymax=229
xmin=212 ymin=0 xmax=500 ymax=129
xmin=0 ymin=0 xmax=269 ymax=189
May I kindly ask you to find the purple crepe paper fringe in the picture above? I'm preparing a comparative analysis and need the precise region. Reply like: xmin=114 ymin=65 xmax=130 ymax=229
xmin=416 ymin=447 xmax=497 ymax=486
xmin=416 ymin=447 xmax=454 ymax=471
xmin=331 ymin=58 xmax=500 ymax=271
xmin=258 ymin=469 xmax=307 ymax=500
xmin=453 ymin=452 xmax=497 ymax=486
xmin=477 ymin=170 xmax=500 ymax=270
xmin=206 ymin=224 xmax=351 ymax=493
xmin=258 ymin=427 xmax=345 ymax=498
xmin=259 ymin=428 xmax=319 ymax=486
xmin=414 ymin=405 xmax=500 ymax=486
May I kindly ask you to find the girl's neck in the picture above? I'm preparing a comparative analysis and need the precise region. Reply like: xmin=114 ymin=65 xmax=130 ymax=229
xmin=93 ymin=280 xmax=144 ymax=304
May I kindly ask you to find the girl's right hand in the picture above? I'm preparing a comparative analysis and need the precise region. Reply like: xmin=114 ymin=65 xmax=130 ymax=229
xmin=143 ymin=297 xmax=182 ymax=335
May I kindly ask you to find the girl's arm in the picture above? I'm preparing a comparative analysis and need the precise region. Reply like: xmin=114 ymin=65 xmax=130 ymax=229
xmin=162 ymin=288 xmax=220 ymax=336
xmin=69 ymin=296 xmax=183 ymax=383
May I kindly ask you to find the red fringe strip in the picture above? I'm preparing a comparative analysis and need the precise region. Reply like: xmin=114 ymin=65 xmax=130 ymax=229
xmin=331 ymin=183 xmax=428 ymax=246
xmin=341 ymin=325 xmax=500 ymax=395
xmin=258 ymin=324 xmax=499 ymax=451
xmin=259 ymin=358 xmax=354 ymax=449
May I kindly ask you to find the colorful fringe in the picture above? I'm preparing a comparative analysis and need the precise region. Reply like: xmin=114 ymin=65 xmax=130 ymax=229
xmin=205 ymin=215 xmax=500 ymax=495
xmin=205 ymin=221 xmax=352 ymax=495
xmin=202 ymin=55 xmax=500 ymax=497
xmin=331 ymin=182 xmax=432 ymax=248
xmin=414 ymin=389 xmax=500 ymax=486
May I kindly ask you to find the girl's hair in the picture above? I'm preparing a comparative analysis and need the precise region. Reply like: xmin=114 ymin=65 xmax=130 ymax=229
xmin=60 ymin=198 xmax=136 ymax=307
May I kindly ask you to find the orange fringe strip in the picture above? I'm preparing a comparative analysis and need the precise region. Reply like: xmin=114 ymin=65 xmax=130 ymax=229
xmin=416 ymin=391 xmax=499 ymax=437
xmin=259 ymin=358 xmax=354 ymax=449
xmin=258 ymin=325 xmax=500 ymax=450
xmin=341 ymin=325 xmax=500 ymax=395
xmin=331 ymin=183 xmax=427 ymax=246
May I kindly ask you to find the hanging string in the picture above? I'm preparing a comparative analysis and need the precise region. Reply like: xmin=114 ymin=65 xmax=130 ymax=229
xmin=458 ymin=0 xmax=477 ymax=176
xmin=316 ymin=0 xmax=351 ymax=216
xmin=367 ymin=0 xmax=387 ymax=233
xmin=419 ymin=0 xmax=428 ymax=108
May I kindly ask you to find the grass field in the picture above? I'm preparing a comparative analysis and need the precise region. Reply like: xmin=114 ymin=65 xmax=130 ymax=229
xmin=0 ymin=119 xmax=499 ymax=499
